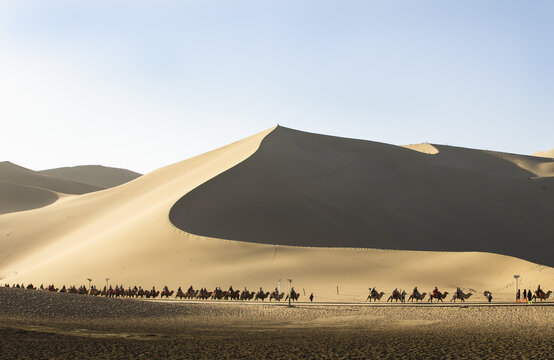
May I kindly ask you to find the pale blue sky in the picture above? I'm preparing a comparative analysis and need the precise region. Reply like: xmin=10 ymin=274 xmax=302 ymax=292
xmin=1 ymin=1 xmax=552 ymax=173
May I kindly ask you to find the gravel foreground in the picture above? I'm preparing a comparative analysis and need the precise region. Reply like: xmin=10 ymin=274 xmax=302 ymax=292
xmin=1 ymin=287 xmax=553 ymax=359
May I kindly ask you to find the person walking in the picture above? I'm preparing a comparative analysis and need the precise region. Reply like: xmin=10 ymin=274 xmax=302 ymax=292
xmin=527 ymin=289 xmax=532 ymax=303
xmin=516 ymin=289 xmax=520 ymax=302
xmin=523 ymin=289 xmax=527 ymax=302
xmin=309 ymin=293 xmax=314 ymax=302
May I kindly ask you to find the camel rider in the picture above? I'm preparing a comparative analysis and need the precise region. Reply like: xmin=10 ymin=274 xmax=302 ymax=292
xmin=393 ymin=288 xmax=399 ymax=296
xmin=456 ymin=287 xmax=462 ymax=298
xmin=188 ymin=285 xmax=193 ymax=293
xmin=178 ymin=286 xmax=182 ymax=292
xmin=413 ymin=287 xmax=419 ymax=296
xmin=259 ymin=287 xmax=263 ymax=295
xmin=229 ymin=286 xmax=234 ymax=293
xmin=537 ymin=285 xmax=543 ymax=297
xmin=371 ymin=287 xmax=377 ymax=296
xmin=291 ymin=287 xmax=295 ymax=294
xmin=433 ymin=287 xmax=439 ymax=297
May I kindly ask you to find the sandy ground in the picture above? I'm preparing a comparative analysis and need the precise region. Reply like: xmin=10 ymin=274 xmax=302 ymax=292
xmin=2 ymin=287 xmax=553 ymax=359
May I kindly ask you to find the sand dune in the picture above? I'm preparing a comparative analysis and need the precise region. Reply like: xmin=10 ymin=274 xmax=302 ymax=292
xmin=171 ymin=127 xmax=554 ymax=267
xmin=39 ymin=165 xmax=141 ymax=189
xmin=0 ymin=161 xmax=102 ymax=194
xmin=0 ymin=181 xmax=58 ymax=215
xmin=533 ymin=148 xmax=554 ymax=158
xmin=0 ymin=127 xmax=553 ymax=301
xmin=0 ymin=162 xmax=140 ymax=215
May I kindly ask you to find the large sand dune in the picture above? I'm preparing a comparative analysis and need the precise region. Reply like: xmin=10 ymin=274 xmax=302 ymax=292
xmin=1 ymin=127 xmax=553 ymax=301
xmin=171 ymin=127 xmax=554 ymax=267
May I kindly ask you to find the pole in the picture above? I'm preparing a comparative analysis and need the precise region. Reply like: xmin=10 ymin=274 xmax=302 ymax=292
xmin=287 ymin=278 xmax=293 ymax=307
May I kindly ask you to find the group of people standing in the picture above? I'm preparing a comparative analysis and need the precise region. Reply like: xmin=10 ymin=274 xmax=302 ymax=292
xmin=516 ymin=285 xmax=542 ymax=302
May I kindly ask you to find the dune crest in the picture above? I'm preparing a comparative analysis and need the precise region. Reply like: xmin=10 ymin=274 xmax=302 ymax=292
xmin=401 ymin=143 xmax=439 ymax=154
xmin=533 ymin=148 xmax=554 ymax=159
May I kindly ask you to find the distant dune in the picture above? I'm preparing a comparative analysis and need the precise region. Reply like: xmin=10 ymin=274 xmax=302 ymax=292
xmin=0 ymin=161 xmax=102 ymax=195
xmin=0 ymin=181 xmax=58 ymax=215
xmin=534 ymin=148 xmax=554 ymax=159
xmin=39 ymin=165 xmax=141 ymax=189
xmin=1 ymin=127 xmax=553 ymax=300
xmin=0 ymin=162 xmax=140 ymax=214
xmin=171 ymin=127 xmax=554 ymax=267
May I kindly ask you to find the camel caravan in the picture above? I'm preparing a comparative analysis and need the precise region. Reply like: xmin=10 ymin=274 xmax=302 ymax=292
xmin=3 ymin=283 xmax=302 ymax=302
xmin=4 ymin=283 xmax=552 ymax=303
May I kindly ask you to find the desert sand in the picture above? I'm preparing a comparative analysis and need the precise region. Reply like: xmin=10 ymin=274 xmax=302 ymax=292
xmin=1 ymin=126 xmax=553 ymax=303
xmin=1 ymin=287 xmax=553 ymax=359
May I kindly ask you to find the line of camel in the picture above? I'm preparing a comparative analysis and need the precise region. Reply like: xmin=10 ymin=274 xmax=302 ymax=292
xmin=366 ymin=287 xmax=552 ymax=303
xmin=4 ymin=283 xmax=552 ymax=303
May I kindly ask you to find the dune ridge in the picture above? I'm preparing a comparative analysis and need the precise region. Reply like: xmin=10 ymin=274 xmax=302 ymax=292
xmin=533 ymin=148 xmax=554 ymax=159
xmin=39 ymin=165 xmax=141 ymax=189
xmin=1 ymin=127 xmax=553 ymax=301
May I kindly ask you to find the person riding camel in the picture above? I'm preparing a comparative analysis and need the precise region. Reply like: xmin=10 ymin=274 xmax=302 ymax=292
xmin=371 ymin=287 xmax=377 ymax=296
xmin=456 ymin=287 xmax=462 ymax=298
xmin=259 ymin=287 xmax=263 ymax=295
xmin=229 ymin=285 xmax=234 ymax=293
xmin=413 ymin=286 xmax=419 ymax=296
xmin=433 ymin=287 xmax=439 ymax=298
xmin=188 ymin=285 xmax=193 ymax=293
xmin=393 ymin=288 xmax=399 ymax=296
xmin=537 ymin=285 xmax=543 ymax=297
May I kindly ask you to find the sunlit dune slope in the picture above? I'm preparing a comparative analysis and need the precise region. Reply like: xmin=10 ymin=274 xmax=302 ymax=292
xmin=39 ymin=165 xmax=141 ymax=189
xmin=534 ymin=148 xmax=554 ymax=159
xmin=171 ymin=126 xmax=554 ymax=267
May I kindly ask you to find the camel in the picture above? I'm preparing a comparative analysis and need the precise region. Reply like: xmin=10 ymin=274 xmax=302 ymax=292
xmin=408 ymin=292 xmax=427 ymax=302
xmin=270 ymin=291 xmax=285 ymax=301
xmin=366 ymin=291 xmax=385 ymax=302
xmin=451 ymin=291 xmax=472 ymax=302
xmin=532 ymin=290 xmax=552 ymax=302
xmin=428 ymin=291 xmax=449 ymax=302
xmin=161 ymin=289 xmax=174 ymax=298
xmin=285 ymin=290 xmax=301 ymax=302
xmin=255 ymin=291 xmax=270 ymax=301
xmin=387 ymin=290 xmax=406 ymax=303
xmin=240 ymin=290 xmax=255 ymax=301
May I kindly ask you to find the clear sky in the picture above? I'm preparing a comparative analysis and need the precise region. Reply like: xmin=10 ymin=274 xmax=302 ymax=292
xmin=1 ymin=1 xmax=552 ymax=174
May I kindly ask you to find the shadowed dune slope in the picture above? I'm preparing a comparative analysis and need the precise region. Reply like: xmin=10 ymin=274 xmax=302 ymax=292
xmin=0 ymin=181 xmax=58 ymax=215
xmin=0 ymin=162 xmax=102 ymax=195
xmin=170 ymin=126 xmax=554 ymax=267
xmin=39 ymin=165 xmax=141 ymax=189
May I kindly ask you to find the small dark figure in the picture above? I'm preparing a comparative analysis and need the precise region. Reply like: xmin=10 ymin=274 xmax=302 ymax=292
xmin=527 ymin=289 xmax=532 ymax=302
xmin=309 ymin=293 xmax=314 ymax=302
xmin=523 ymin=289 xmax=527 ymax=302
xmin=487 ymin=292 xmax=492 ymax=303
xmin=516 ymin=289 xmax=520 ymax=302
